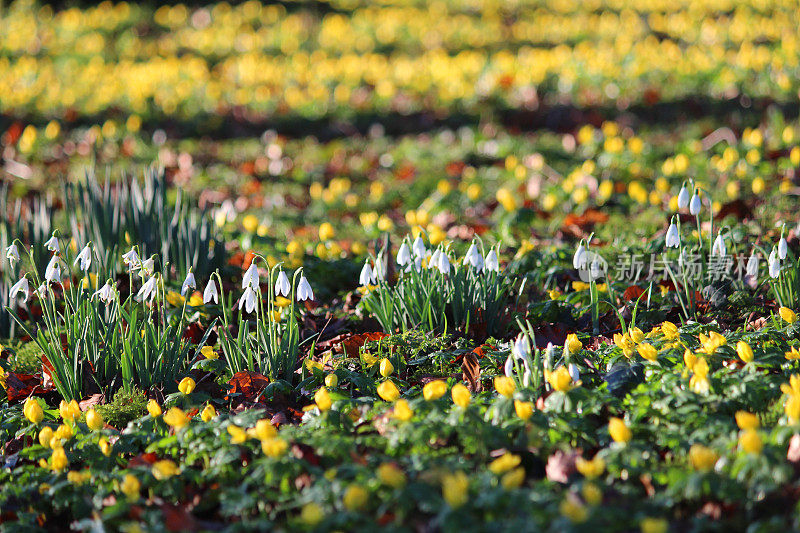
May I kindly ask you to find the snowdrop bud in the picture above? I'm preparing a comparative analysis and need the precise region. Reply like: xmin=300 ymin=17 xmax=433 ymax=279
xmin=665 ymin=222 xmax=680 ymax=248
xmin=297 ymin=275 xmax=314 ymax=301
xmin=9 ymin=277 xmax=29 ymax=301
xmin=242 ymin=262 xmax=259 ymax=289
xmin=396 ymin=242 xmax=411 ymax=266
xmin=573 ymin=243 xmax=587 ymax=269
xmin=203 ymin=279 xmax=219 ymax=304
xmin=74 ymin=243 xmax=92 ymax=272
xmin=568 ymin=363 xmax=580 ymax=383
xmin=181 ymin=268 xmax=196 ymax=296
xmin=275 ymin=270 xmax=290 ymax=296
xmin=513 ymin=334 xmax=529 ymax=360
xmin=44 ymin=233 xmax=59 ymax=252
xmin=485 ymin=249 xmax=499 ymax=272
xmin=544 ymin=343 xmax=555 ymax=371
xmin=689 ymin=192 xmax=702 ymax=216
xmin=779 ymin=237 xmax=788 ymax=260
xmin=504 ymin=355 xmax=514 ymax=377
xmin=677 ymin=186 xmax=690 ymax=209
xmin=412 ymin=235 xmax=426 ymax=258
xmin=745 ymin=252 xmax=759 ymax=277
xmin=359 ymin=262 xmax=374 ymax=286
xmin=711 ymin=233 xmax=726 ymax=257
xmin=522 ymin=366 xmax=531 ymax=387
xmin=437 ymin=250 xmax=450 ymax=275
xmin=769 ymin=248 xmax=781 ymax=278
xmin=6 ymin=244 xmax=20 ymax=269
xmin=44 ymin=256 xmax=61 ymax=283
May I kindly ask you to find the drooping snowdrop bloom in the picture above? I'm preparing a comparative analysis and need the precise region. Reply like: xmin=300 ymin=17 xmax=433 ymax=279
xmin=779 ymin=236 xmax=788 ymax=260
xmin=396 ymin=242 xmax=411 ymax=266
xmin=412 ymin=235 xmax=426 ymax=258
xmin=485 ymin=249 xmax=499 ymax=272
xmin=140 ymin=256 xmax=155 ymax=277
xmin=122 ymin=247 xmax=140 ymax=270
xmin=137 ymin=275 xmax=158 ymax=303
xmin=677 ymin=186 xmax=690 ymax=209
xmin=44 ymin=233 xmax=59 ymax=252
xmin=464 ymin=243 xmax=484 ymax=271
xmin=512 ymin=334 xmax=530 ymax=360
xmin=745 ymin=252 xmax=759 ymax=277
xmin=436 ymin=250 xmax=450 ymax=275
xmin=34 ymin=283 xmax=49 ymax=299
xmin=181 ymin=268 xmax=196 ymax=296
xmin=711 ymin=232 xmax=726 ymax=257
xmin=242 ymin=262 xmax=259 ymax=289
xmin=689 ymin=192 xmax=702 ymax=216
xmin=374 ymin=256 xmax=387 ymax=281
xmin=9 ymin=277 xmax=29 ymax=301
xmin=93 ymin=280 xmax=116 ymax=303
xmin=74 ymin=243 xmax=92 ymax=272
xmin=768 ymin=248 xmax=781 ymax=279
xmin=203 ymin=279 xmax=219 ymax=304
xmin=6 ymin=244 xmax=20 ymax=269
xmin=568 ymin=363 xmax=580 ymax=383
xmin=359 ymin=262 xmax=374 ymax=286
xmin=665 ymin=220 xmax=680 ymax=248
xmin=573 ymin=242 xmax=587 ymax=269
xmin=238 ymin=286 xmax=258 ymax=313
xmin=44 ymin=255 xmax=61 ymax=283
xmin=297 ymin=275 xmax=314 ymax=301
xmin=504 ymin=354 xmax=514 ymax=377
xmin=429 ymin=249 xmax=441 ymax=270
xmin=275 ymin=270 xmax=291 ymax=296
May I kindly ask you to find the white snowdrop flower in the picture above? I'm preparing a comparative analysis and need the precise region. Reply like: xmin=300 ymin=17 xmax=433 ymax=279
xmin=203 ymin=279 xmax=219 ymax=304
xmin=412 ymin=235 xmax=426 ymax=258
xmin=746 ymin=252 xmax=759 ymax=277
xmin=665 ymin=222 xmax=680 ymax=248
xmin=74 ymin=243 xmax=92 ymax=271
xmin=485 ymin=249 xmax=499 ymax=272
xmin=522 ymin=366 xmax=531 ymax=387
xmin=275 ymin=270 xmax=290 ymax=297
xmin=181 ymin=268 xmax=196 ymax=296
xmin=140 ymin=257 xmax=155 ymax=277
xmin=429 ymin=249 xmax=442 ymax=270
xmin=137 ymin=275 xmax=158 ymax=303
xmin=297 ymin=275 xmax=314 ymax=301
xmin=568 ymin=363 xmax=580 ymax=383
xmin=396 ymin=242 xmax=411 ymax=266
xmin=437 ymin=250 xmax=450 ymax=275
xmin=677 ymin=186 xmax=690 ymax=209
xmin=44 ymin=255 xmax=61 ymax=283
xmin=573 ymin=243 xmax=587 ymax=269
xmin=768 ymin=248 xmax=781 ymax=279
xmin=464 ymin=243 xmax=484 ymax=271
xmin=122 ymin=247 xmax=140 ymax=270
xmin=689 ymin=192 xmax=702 ymax=216
xmin=711 ymin=233 xmax=726 ymax=257
xmin=44 ymin=233 xmax=59 ymax=252
xmin=238 ymin=286 xmax=258 ymax=313
xmin=6 ymin=244 xmax=20 ymax=269
xmin=9 ymin=277 xmax=29 ymax=301
xmin=359 ymin=262 xmax=374 ymax=286
xmin=779 ymin=237 xmax=788 ymax=260
xmin=93 ymin=280 xmax=116 ymax=303
xmin=374 ymin=257 xmax=387 ymax=280
xmin=512 ymin=334 xmax=530 ymax=360
xmin=242 ymin=262 xmax=259 ymax=289
xmin=35 ymin=283 xmax=48 ymax=298
xmin=544 ymin=342 xmax=555 ymax=371
xmin=504 ymin=354 xmax=514 ymax=377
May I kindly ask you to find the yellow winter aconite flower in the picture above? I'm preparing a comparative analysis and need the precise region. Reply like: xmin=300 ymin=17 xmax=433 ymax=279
xmin=24 ymin=398 xmax=44 ymax=425
xmin=86 ymin=409 xmax=104 ymax=431
xmin=152 ymin=460 xmax=179 ymax=480
xmin=201 ymin=404 xmax=217 ymax=422
xmin=242 ymin=214 xmax=259 ymax=234
xmin=640 ymin=517 xmax=669 ymax=533
xmin=201 ymin=346 xmax=218 ymax=360
xmin=496 ymin=187 xmax=518 ymax=211
xmin=423 ymin=380 xmax=447 ymax=401
xmin=39 ymin=427 xmax=54 ymax=448
xmin=343 ymin=484 xmax=368 ymax=511
xmin=120 ymin=474 xmax=140 ymax=499
xmin=698 ymin=331 xmax=726 ymax=354
xmin=178 ymin=377 xmax=196 ymax=395
xmin=629 ymin=327 xmax=645 ymax=344
xmin=59 ymin=400 xmax=81 ymax=424
xmin=228 ymin=425 xmax=248 ymax=444
xmin=739 ymin=430 xmax=763 ymax=455
xmin=582 ymin=482 xmax=602 ymax=505
xmin=67 ymin=470 xmax=90 ymax=485
xmin=683 ymin=350 xmax=698 ymax=371
xmin=147 ymin=399 xmax=162 ymax=417
xmin=494 ymin=376 xmax=516 ymax=397
xmin=735 ymin=411 xmax=759 ymax=431
xmin=261 ymin=438 xmax=289 ymax=457
xmin=489 ymin=453 xmax=521 ymax=475
xmin=608 ymin=417 xmax=632 ymax=444
xmin=614 ymin=333 xmax=635 ymax=358
xmin=315 ymin=387 xmax=332 ymax=412
xmin=689 ymin=444 xmax=718 ymax=472
xmin=163 ymin=407 xmax=190 ymax=429
xmin=514 ymin=400 xmax=534 ymax=421
xmin=442 ymin=471 xmax=469 ymax=508
xmin=786 ymin=347 xmax=800 ymax=361
xmin=50 ymin=447 xmax=68 ymax=471
xmin=575 ymin=456 xmax=605 ymax=479
xmin=737 ymin=341 xmax=754 ymax=363
xmin=547 ymin=366 xmax=574 ymax=393
xmin=99 ymin=437 xmax=112 ymax=456
xmin=377 ymin=463 xmax=407 ymax=488
xmin=325 ymin=373 xmax=338 ymax=388
xmin=566 ymin=333 xmax=582 ymax=354
xmin=55 ymin=424 xmax=73 ymax=441
xmin=501 ymin=467 xmax=526 ymax=490
xmin=392 ymin=399 xmax=414 ymax=421
xmin=780 ymin=307 xmax=798 ymax=324
xmin=318 ymin=222 xmax=335 ymax=241
xmin=451 ymin=383 xmax=471 ymax=408
xmin=637 ymin=343 xmax=658 ymax=362
xmin=689 ymin=357 xmax=710 ymax=394
xmin=377 ymin=380 xmax=401 ymax=402
xmin=560 ymin=497 xmax=588 ymax=523
xmin=660 ymin=321 xmax=679 ymax=340
xmin=300 ymin=502 xmax=324 ymax=526
xmin=379 ymin=358 xmax=394 ymax=377
xmin=254 ymin=419 xmax=277 ymax=440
